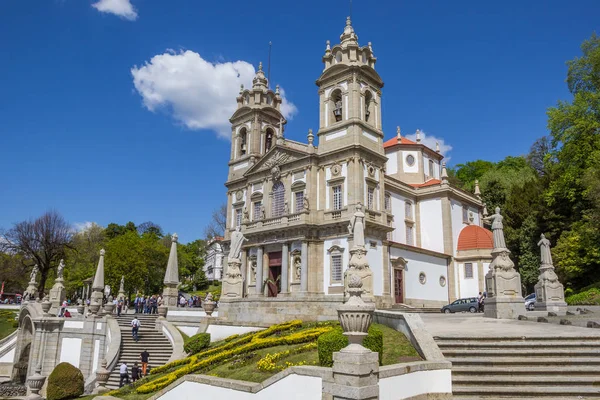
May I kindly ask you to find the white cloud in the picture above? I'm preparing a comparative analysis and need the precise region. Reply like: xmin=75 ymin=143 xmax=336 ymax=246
xmin=92 ymin=0 xmax=138 ymax=21
xmin=73 ymin=221 xmax=94 ymax=232
xmin=131 ymin=50 xmax=298 ymax=139
xmin=405 ymin=129 xmax=453 ymax=162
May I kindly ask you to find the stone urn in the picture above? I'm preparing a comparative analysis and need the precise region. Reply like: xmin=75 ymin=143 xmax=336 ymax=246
xmin=94 ymin=359 xmax=110 ymax=394
xmin=337 ymin=274 xmax=375 ymax=347
xmin=203 ymin=293 xmax=216 ymax=317
xmin=13 ymin=361 xmax=28 ymax=384
xmin=157 ymin=305 xmax=168 ymax=318
xmin=89 ymin=302 xmax=101 ymax=316
xmin=41 ymin=297 xmax=52 ymax=317
xmin=76 ymin=304 xmax=85 ymax=316
xmin=25 ymin=365 xmax=46 ymax=400
xmin=103 ymin=303 xmax=115 ymax=316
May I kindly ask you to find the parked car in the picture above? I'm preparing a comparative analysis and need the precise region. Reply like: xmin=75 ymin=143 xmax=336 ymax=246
xmin=524 ymin=293 xmax=536 ymax=311
xmin=441 ymin=297 xmax=479 ymax=314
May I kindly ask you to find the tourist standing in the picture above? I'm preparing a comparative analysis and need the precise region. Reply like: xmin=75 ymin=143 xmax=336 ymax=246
xmin=131 ymin=316 xmax=140 ymax=342
xmin=117 ymin=300 xmax=123 ymax=317
xmin=179 ymin=296 xmax=186 ymax=308
xmin=477 ymin=292 xmax=483 ymax=312
xmin=140 ymin=349 xmax=150 ymax=376
xmin=131 ymin=362 xmax=140 ymax=383
xmin=119 ymin=362 xmax=130 ymax=387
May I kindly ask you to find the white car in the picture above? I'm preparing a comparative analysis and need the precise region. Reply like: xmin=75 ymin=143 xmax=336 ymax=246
xmin=524 ymin=293 xmax=536 ymax=311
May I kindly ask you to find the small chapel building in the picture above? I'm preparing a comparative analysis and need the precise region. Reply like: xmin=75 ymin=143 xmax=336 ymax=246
xmin=221 ymin=17 xmax=492 ymax=312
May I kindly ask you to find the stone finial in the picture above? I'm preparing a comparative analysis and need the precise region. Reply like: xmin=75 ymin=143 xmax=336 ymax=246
xmin=258 ymin=61 xmax=263 ymax=71
xmin=307 ymin=129 xmax=314 ymax=144
xmin=396 ymin=126 xmax=401 ymax=141
xmin=275 ymin=84 xmax=280 ymax=95
xmin=100 ymin=249 xmax=105 ymax=256
xmin=436 ymin=141 xmax=440 ymax=153
xmin=441 ymin=162 xmax=448 ymax=184
xmin=337 ymin=273 xmax=375 ymax=349
xmin=474 ymin=179 xmax=481 ymax=198
xmin=164 ymin=233 xmax=179 ymax=285
xmin=92 ymin=249 xmax=105 ymax=291
xmin=368 ymin=41 xmax=373 ymax=52
xmin=416 ymin=129 xmax=422 ymax=143
xmin=172 ymin=233 xmax=178 ymax=243
xmin=239 ymin=84 xmax=244 ymax=94
xmin=483 ymin=203 xmax=489 ymax=217
xmin=326 ymin=40 xmax=331 ymax=52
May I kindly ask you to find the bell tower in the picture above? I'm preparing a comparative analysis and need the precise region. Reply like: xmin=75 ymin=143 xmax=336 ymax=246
xmin=316 ymin=17 xmax=384 ymax=154
xmin=228 ymin=63 xmax=286 ymax=181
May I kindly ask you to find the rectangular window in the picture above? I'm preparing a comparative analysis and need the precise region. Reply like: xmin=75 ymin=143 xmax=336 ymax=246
xmin=253 ymin=201 xmax=262 ymax=220
xmin=465 ymin=263 xmax=474 ymax=278
xmin=367 ymin=187 xmax=375 ymax=210
xmin=331 ymin=255 xmax=343 ymax=283
xmin=384 ymin=193 xmax=391 ymax=211
xmin=295 ymin=191 xmax=304 ymax=213
xmin=333 ymin=185 xmax=342 ymax=210
xmin=405 ymin=201 xmax=413 ymax=220
xmin=406 ymin=224 xmax=414 ymax=245
xmin=429 ymin=160 xmax=435 ymax=177
xmin=462 ymin=205 xmax=469 ymax=223
xmin=235 ymin=208 xmax=242 ymax=227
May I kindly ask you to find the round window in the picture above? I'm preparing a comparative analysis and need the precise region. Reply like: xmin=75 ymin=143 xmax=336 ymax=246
xmin=419 ymin=272 xmax=426 ymax=285
xmin=439 ymin=276 xmax=446 ymax=287
xmin=406 ymin=155 xmax=415 ymax=166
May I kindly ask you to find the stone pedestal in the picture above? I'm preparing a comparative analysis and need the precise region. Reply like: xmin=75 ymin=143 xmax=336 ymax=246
xmin=484 ymin=248 xmax=525 ymax=319
xmin=222 ymin=259 xmax=243 ymax=298
xmin=23 ymin=281 xmax=38 ymax=302
xmin=534 ymin=264 xmax=567 ymax=314
xmin=162 ymin=284 xmax=178 ymax=308
xmin=48 ymin=278 xmax=66 ymax=315
xmin=345 ymin=247 xmax=373 ymax=299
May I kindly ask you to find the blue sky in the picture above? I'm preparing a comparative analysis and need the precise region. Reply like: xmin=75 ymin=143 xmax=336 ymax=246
xmin=1 ymin=0 xmax=599 ymax=242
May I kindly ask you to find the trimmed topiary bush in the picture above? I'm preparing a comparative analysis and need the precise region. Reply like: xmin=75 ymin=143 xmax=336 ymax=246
xmin=47 ymin=362 xmax=84 ymax=400
xmin=317 ymin=325 xmax=383 ymax=367
xmin=184 ymin=332 xmax=211 ymax=355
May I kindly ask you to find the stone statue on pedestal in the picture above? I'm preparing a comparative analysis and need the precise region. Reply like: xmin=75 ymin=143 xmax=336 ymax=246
xmin=24 ymin=265 xmax=39 ymax=301
xmin=229 ymin=226 xmax=247 ymax=262
xmin=118 ymin=275 xmax=126 ymax=300
xmin=49 ymin=259 xmax=67 ymax=315
xmin=348 ymin=203 xmax=365 ymax=248
xmin=223 ymin=226 xmax=247 ymax=298
xmin=346 ymin=203 xmax=373 ymax=297
xmin=483 ymin=207 xmax=507 ymax=250
xmin=534 ymin=234 xmax=567 ymax=313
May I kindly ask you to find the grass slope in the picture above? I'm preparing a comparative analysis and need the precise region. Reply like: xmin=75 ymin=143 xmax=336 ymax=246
xmin=0 ymin=311 xmax=17 ymax=340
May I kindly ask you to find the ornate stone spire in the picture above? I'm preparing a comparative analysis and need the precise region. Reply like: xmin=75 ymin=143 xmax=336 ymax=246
xmin=474 ymin=179 xmax=481 ymax=199
xmin=252 ymin=62 xmax=268 ymax=90
xmin=164 ymin=233 xmax=179 ymax=285
xmin=441 ymin=162 xmax=449 ymax=184
xmin=340 ymin=16 xmax=359 ymax=47
xmin=436 ymin=142 xmax=440 ymax=153
xmin=325 ymin=40 xmax=331 ymax=54
xmin=396 ymin=126 xmax=402 ymax=141
xmin=92 ymin=249 xmax=105 ymax=291
xmin=416 ymin=129 xmax=422 ymax=143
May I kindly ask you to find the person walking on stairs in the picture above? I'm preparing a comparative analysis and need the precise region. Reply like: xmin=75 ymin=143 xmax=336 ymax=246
xmin=141 ymin=349 xmax=150 ymax=376
xmin=131 ymin=362 xmax=140 ymax=383
xmin=131 ymin=316 xmax=141 ymax=342
xmin=119 ymin=362 xmax=130 ymax=387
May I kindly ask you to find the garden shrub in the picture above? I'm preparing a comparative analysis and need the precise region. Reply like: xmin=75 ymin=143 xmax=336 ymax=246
xmin=184 ymin=332 xmax=211 ymax=355
xmin=317 ymin=325 xmax=383 ymax=367
xmin=47 ymin=362 xmax=84 ymax=400
xmin=566 ymin=288 xmax=600 ymax=305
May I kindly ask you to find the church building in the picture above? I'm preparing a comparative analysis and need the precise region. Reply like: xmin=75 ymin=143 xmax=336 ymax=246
xmin=221 ymin=17 xmax=492 ymax=313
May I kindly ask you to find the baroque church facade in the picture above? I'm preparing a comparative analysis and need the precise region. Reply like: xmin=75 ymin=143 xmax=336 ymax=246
xmin=222 ymin=18 xmax=492 ymax=310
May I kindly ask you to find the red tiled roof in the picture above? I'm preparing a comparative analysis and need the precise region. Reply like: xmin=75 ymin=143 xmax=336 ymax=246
xmin=410 ymin=179 xmax=442 ymax=188
xmin=457 ymin=225 xmax=493 ymax=251
xmin=383 ymin=136 xmax=417 ymax=149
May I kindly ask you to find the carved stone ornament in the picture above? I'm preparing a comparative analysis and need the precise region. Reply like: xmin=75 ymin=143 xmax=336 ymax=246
xmin=271 ymin=165 xmax=281 ymax=181
xmin=235 ymin=190 xmax=243 ymax=201
xmin=367 ymin=164 xmax=376 ymax=177
xmin=331 ymin=163 xmax=341 ymax=177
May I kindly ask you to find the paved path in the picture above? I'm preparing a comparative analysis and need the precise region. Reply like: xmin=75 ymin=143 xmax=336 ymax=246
xmin=419 ymin=312 xmax=600 ymax=338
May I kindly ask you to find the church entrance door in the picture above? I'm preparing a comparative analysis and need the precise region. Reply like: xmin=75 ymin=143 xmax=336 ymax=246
xmin=268 ymin=252 xmax=282 ymax=298
xmin=394 ymin=269 xmax=404 ymax=303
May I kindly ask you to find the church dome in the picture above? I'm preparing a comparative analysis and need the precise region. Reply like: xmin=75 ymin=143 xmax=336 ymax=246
xmin=457 ymin=225 xmax=493 ymax=251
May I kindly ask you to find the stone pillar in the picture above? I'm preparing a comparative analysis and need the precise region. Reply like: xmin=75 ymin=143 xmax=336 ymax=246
xmin=222 ymin=259 xmax=243 ymax=298
xmin=90 ymin=250 xmax=106 ymax=313
xmin=255 ymin=247 xmax=264 ymax=296
xmin=279 ymin=243 xmax=289 ymax=296
xmin=162 ymin=233 xmax=180 ymax=308
xmin=300 ymin=241 xmax=308 ymax=292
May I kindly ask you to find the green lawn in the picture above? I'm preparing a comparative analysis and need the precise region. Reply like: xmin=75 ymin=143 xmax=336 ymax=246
xmin=0 ymin=311 xmax=17 ymax=340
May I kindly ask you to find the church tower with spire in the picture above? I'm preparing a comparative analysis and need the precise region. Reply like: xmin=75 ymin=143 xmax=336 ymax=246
xmin=316 ymin=17 xmax=384 ymax=154
xmin=227 ymin=62 xmax=286 ymax=182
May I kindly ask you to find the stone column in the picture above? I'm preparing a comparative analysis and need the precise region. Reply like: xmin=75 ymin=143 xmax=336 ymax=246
xmin=301 ymin=241 xmax=308 ymax=292
xmin=255 ymin=247 xmax=264 ymax=296
xmin=279 ymin=243 xmax=289 ymax=296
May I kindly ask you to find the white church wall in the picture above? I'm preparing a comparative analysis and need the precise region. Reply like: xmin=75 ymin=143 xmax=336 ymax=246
xmin=402 ymin=151 xmax=419 ymax=173
xmin=393 ymin=248 xmax=448 ymax=304
xmin=457 ymin=262 xmax=479 ymax=299
xmin=386 ymin=151 xmax=398 ymax=175
xmin=389 ymin=192 xmax=408 ymax=244
xmin=419 ymin=199 xmax=444 ymax=253
xmin=451 ymin=200 xmax=464 ymax=256
xmin=325 ymin=162 xmax=348 ymax=209
xmin=342 ymin=162 xmax=348 ymax=206
xmin=366 ymin=237 xmax=384 ymax=296
xmin=322 ymin=237 xmax=350 ymax=294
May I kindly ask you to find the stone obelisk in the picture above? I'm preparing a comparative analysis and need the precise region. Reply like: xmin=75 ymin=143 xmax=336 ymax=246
xmin=90 ymin=249 xmax=106 ymax=310
xmin=483 ymin=207 xmax=526 ymax=319
xmin=162 ymin=233 xmax=180 ymax=308
xmin=534 ymin=234 xmax=567 ymax=314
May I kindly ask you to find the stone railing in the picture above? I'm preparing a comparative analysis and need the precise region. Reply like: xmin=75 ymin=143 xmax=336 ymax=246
xmin=263 ymin=217 xmax=283 ymax=226
xmin=324 ymin=208 xmax=346 ymax=221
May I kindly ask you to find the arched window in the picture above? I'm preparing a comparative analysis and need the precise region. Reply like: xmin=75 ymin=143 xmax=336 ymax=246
xmin=335 ymin=51 xmax=342 ymax=64
xmin=243 ymin=93 xmax=250 ymax=105
xmin=331 ymin=89 xmax=343 ymax=123
xmin=239 ymin=127 xmax=247 ymax=156
xmin=271 ymin=181 xmax=285 ymax=217
xmin=266 ymin=95 xmax=273 ymax=105
xmin=265 ymin=128 xmax=274 ymax=153
xmin=364 ymin=91 xmax=373 ymax=122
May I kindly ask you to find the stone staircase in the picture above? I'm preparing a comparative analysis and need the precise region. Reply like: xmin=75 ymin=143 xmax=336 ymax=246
xmin=106 ymin=313 xmax=173 ymax=389
xmin=435 ymin=335 xmax=600 ymax=399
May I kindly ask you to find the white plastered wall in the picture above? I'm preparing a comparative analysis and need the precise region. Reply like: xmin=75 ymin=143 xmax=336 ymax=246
xmin=322 ymin=237 xmax=349 ymax=293
xmin=391 ymin=247 xmax=448 ymax=303
xmin=419 ymin=198 xmax=444 ymax=253
xmin=366 ymin=237 xmax=384 ymax=296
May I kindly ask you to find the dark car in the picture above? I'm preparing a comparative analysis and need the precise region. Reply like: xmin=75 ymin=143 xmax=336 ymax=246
xmin=441 ymin=297 xmax=479 ymax=314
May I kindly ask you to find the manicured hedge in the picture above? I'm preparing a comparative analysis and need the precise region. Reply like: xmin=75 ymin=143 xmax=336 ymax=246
xmin=47 ymin=362 xmax=84 ymax=400
xmin=184 ymin=333 xmax=211 ymax=355
xmin=566 ymin=288 xmax=600 ymax=305
xmin=317 ymin=325 xmax=383 ymax=367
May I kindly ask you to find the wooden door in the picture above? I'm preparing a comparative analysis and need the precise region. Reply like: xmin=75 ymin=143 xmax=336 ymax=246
xmin=268 ymin=266 xmax=281 ymax=297
xmin=394 ymin=269 xmax=404 ymax=303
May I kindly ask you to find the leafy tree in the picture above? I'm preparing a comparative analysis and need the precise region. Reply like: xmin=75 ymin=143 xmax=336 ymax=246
xmin=137 ymin=221 xmax=163 ymax=237
xmin=452 ymin=160 xmax=495 ymax=191
xmin=204 ymin=204 xmax=227 ymax=239
xmin=0 ymin=211 xmax=73 ymax=298
xmin=64 ymin=223 xmax=105 ymax=296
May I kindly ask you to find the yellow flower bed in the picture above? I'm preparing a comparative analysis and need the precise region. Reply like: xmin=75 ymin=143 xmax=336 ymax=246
xmin=256 ymin=342 xmax=317 ymax=372
xmin=136 ymin=321 xmax=330 ymax=394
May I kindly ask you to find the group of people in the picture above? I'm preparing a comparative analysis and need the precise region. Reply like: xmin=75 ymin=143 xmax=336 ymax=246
xmin=119 ymin=349 xmax=151 ymax=387
xmin=133 ymin=294 xmax=162 ymax=314
xmin=477 ymin=292 xmax=487 ymax=312
xmin=178 ymin=294 xmax=203 ymax=308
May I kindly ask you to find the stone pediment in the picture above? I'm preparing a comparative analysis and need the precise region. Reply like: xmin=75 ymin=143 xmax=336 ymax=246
xmin=244 ymin=145 xmax=309 ymax=177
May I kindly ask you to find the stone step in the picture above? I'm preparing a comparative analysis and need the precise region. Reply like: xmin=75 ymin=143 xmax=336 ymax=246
xmin=438 ymin=341 xmax=600 ymax=349
xmin=452 ymin=385 xmax=600 ymax=398
xmin=447 ymin=357 xmax=600 ymax=366
xmin=435 ymin=336 xmax=600 ymax=342
xmin=442 ymin=349 xmax=600 ymax=357
xmin=453 ymin=375 xmax=600 ymax=386
xmin=452 ymin=365 xmax=600 ymax=376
